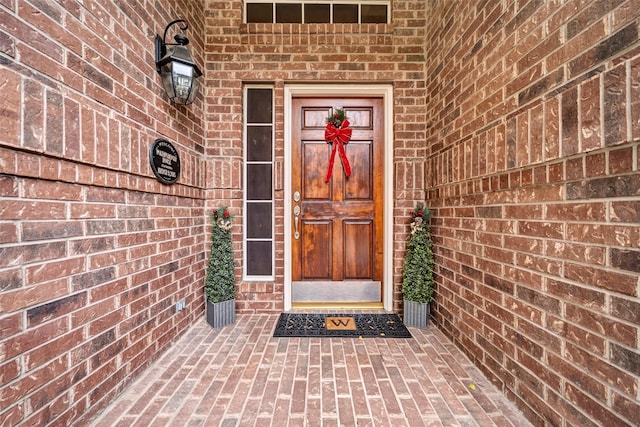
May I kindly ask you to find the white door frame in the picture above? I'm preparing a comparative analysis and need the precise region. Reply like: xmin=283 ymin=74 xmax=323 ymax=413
xmin=283 ymin=84 xmax=394 ymax=311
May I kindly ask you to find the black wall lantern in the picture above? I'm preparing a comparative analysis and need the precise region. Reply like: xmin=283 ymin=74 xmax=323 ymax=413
xmin=154 ymin=19 xmax=202 ymax=105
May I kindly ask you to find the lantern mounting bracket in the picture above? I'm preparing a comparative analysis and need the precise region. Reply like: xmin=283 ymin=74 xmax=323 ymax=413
xmin=154 ymin=19 xmax=190 ymax=74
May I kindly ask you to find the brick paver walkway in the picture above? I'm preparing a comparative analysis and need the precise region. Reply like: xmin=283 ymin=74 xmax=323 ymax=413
xmin=89 ymin=314 xmax=532 ymax=426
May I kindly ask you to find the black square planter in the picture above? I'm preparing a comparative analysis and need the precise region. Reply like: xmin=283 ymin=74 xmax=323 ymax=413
xmin=403 ymin=299 xmax=430 ymax=328
xmin=206 ymin=299 xmax=235 ymax=329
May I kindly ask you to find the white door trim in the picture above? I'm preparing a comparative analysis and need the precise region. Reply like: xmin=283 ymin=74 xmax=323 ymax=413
xmin=283 ymin=84 xmax=394 ymax=311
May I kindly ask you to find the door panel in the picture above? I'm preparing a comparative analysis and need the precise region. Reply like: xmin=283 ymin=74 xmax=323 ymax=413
xmin=343 ymin=220 xmax=373 ymax=279
xmin=345 ymin=142 xmax=372 ymax=199
xmin=302 ymin=143 xmax=330 ymax=199
xmin=291 ymin=97 xmax=384 ymax=303
xmin=301 ymin=220 xmax=332 ymax=279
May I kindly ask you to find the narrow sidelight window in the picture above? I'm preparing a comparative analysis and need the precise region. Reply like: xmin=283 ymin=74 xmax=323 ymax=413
xmin=244 ymin=87 xmax=274 ymax=279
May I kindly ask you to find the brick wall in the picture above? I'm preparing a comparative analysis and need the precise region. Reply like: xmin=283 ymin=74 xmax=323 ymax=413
xmin=0 ymin=1 xmax=206 ymax=425
xmin=0 ymin=0 xmax=433 ymax=423
xmin=424 ymin=1 xmax=640 ymax=426
xmin=4 ymin=0 xmax=637 ymax=425
xmin=203 ymin=0 xmax=429 ymax=313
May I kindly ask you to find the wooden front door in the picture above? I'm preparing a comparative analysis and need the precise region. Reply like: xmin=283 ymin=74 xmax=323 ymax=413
xmin=291 ymin=97 xmax=384 ymax=303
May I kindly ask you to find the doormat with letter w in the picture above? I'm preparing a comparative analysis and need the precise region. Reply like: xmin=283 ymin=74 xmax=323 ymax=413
xmin=272 ymin=313 xmax=412 ymax=338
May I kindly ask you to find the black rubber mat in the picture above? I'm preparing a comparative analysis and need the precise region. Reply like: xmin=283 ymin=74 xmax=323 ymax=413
xmin=272 ymin=313 xmax=412 ymax=338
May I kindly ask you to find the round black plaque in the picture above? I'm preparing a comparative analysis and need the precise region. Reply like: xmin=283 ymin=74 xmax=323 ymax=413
xmin=149 ymin=138 xmax=181 ymax=184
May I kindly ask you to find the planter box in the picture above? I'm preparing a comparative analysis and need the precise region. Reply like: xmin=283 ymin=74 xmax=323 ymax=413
xmin=206 ymin=299 xmax=235 ymax=329
xmin=403 ymin=299 xmax=430 ymax=328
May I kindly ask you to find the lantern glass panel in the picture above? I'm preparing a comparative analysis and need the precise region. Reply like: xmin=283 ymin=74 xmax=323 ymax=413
xmin=160 ymin=63 xmax=176 ymax=99
xmin=172 ymin=62 xmax=193 ymax=100
xmin=186 ymin=76 xmax=200 ymax=104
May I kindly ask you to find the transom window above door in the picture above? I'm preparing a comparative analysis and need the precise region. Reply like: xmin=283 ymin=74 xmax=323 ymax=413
xmin=245 ymin=1 xmax=390 ymax=24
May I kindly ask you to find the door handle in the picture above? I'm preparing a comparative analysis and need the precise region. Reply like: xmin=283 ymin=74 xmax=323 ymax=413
xmin=293 ymin=205 xmax=300 ymax=239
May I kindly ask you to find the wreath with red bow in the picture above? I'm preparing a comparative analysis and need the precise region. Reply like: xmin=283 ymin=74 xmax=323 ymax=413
xmin=324 ymin=108 xmax=352 ymax=182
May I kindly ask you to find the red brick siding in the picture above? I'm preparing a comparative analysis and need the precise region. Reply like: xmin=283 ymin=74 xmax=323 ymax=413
xmin=203 ymin=1 xmax=429 ymax=313
xmin=3 ymin=1 xmax=638 ymax=425
xmin=0 ymin=1 xmax=206 ymax=425
xmin=425 ymin=1 xmax=640 ymax=426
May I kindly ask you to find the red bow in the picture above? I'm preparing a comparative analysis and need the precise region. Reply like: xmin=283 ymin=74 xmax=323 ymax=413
xmin=324 ymin=120 xmax=352 ymax=182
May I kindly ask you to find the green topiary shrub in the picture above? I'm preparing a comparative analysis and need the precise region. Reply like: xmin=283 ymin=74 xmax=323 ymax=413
xmin=402 ymin=205 xmax=435 ymax=303
xmin=205 ymin=207 xmax=235 ymax=303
